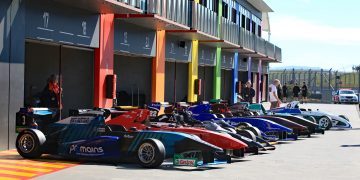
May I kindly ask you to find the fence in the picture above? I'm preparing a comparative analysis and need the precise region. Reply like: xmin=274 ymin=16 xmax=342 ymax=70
xmin=269 ymin=69 xmax=360 ymax=103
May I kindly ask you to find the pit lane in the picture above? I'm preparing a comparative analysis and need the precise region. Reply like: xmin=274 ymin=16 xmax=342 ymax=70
xmin=36 ymin=104 xmax=360 ymax=180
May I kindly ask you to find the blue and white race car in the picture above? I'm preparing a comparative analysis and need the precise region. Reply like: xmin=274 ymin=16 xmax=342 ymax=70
xmin=269 ymin=101 xmax=352 ymax=130
xmin=15 ymin=108 xmax=223 ymax=168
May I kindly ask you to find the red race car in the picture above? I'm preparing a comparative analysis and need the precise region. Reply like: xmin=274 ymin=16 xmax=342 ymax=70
xmin=106 ymin=109 xmax=248 ymax=159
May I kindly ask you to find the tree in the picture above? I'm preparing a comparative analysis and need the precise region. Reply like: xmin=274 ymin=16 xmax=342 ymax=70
xmin=352 ymin=65 xmax=360 ymax=72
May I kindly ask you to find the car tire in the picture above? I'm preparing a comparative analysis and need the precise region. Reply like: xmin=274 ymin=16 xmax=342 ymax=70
xmin=16 ymin=129 xmax=46 ymax=159
xmin=318 ymin=116 xmax=332 ymax=130
xmin=136 ymin=139 xmax=165 ymax=168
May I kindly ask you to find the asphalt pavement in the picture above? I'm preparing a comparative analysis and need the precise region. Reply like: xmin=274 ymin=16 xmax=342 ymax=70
xmin=37 ymin=104 xmax=360 ymax=180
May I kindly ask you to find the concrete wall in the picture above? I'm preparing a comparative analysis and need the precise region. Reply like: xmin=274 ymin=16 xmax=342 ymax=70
xmin=0 ymin=0 xmax=25 ymax=150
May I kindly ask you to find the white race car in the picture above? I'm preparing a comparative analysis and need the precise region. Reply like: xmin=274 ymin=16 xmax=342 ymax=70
xmin=270 ymin=101 xmax=352 ymax=130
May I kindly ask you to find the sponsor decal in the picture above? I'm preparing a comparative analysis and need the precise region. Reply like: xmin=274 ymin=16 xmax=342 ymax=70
xmin=70 ymin=117 xmax=92 ymax=124
xmin=124 ymin=134 xmax=134 ymax=139
xmin=69 ymin=145 xmax=104 ymax=156
xmin=97 ymin=127 xmax=106 ymax=132
xmin=69 ymin=144 xmax=78 ymax=154
xmin=79 ymin=146 xmax=104 ymax=154
xmin=173 ymin=154 xmax=198 ymax=167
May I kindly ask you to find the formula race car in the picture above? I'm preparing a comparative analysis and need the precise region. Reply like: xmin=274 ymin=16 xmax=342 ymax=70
xmin=15 ymin=108 xmax=223 ymax=168
xmin=106 ymin=109 xmax=248 ymax=160
xmin=188 ymin=104 xmax=295 ymax=141
xmin=268 ymin=101 xmax=352 ymax=130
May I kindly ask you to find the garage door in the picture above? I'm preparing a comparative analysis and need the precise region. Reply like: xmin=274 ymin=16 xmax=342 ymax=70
xmin=165 ymin=62 xmax=188 ymax=103
xmin=114 ymin=55 xmax=152 ymax=106
xmin=198 ymin=66 xmax=214 ymax=101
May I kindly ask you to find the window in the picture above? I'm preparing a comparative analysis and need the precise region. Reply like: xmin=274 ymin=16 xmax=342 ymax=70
xmin=246 ymin=17 xmax=250 ymax=31
xmin=252 ymin=21 xmax=256 ymax=34
xmin=199 ymin=0 xmax=207 ymax=7
xmin=231 ymin=8 xmax=236 ymax=23
xmin=213 ymin=0 xmax=219 ymax=13
xmin=258 ymin=25 xmax=262 ymax=37
xmin=241 ymin=14 xmax=245 ymax=28
xmin=222 ymin=1 xmax=228 ymax=19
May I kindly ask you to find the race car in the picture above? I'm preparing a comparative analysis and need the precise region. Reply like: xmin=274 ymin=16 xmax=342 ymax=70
xmin=269 ymin=101 xmax=352 ymax=130
xmin=15 ymin=108 xmax=223 ymax=168
xmin=106 ymin=109 xmax=248 ymax=160
xmin=333 ymin=89 xmax=359 ymax=104
xmin=188 ymin=104 xmax=295 ymax=141
xmin=245 ymin=103 xmax=324 ymax=135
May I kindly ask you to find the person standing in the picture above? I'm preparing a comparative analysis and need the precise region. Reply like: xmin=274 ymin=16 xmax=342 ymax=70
xmin=293 ymin=83 xmax=300 ymax=101
xmin=283 ymin=83 xmax=288 ymax=102
xmin=40 ymin=74 xmax=62 ymax=109
xmin=277 ymin=84 xmax=283 ymax=101
xmin=241 ymin=81 xmax=256 ymax=104
xmin=269 ymin=79 xmax=282 ymax=109
xmin=301 ymin=81 xmax=308 ymax=103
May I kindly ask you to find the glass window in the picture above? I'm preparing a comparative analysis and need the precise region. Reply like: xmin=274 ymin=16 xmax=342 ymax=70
xmin=231 ymin=8 xmax=236 ymax=23
xmin=222 ymin=1 xmax=228 ymax=18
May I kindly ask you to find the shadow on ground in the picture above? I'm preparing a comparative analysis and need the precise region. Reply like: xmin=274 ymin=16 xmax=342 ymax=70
xmin=340 ymin=144 xmax=360 ymax=148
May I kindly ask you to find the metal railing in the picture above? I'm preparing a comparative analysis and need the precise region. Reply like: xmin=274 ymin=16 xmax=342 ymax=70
xmin=275 ymin=46 xmax=282 ymax=62
xmin=265 ymin=41 xmax=275 ymax=59
xmin=239 ymin=27 xmax=255 ymax=50
xmin=117 ymin=0 xmax=146 ymax=10
xmin=191 ymin=2 xmax=218 ymax=37
xmin=221 ymin=17 xmax=239 ymax=45
xmin=147 ymin=0 xmax=189 ymax=27
xmin=255 ymin=36 xmax=266 ymax=55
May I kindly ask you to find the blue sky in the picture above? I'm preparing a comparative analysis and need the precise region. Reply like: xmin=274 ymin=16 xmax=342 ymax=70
xmin=265 ymin=0 xmax=360 ymax=71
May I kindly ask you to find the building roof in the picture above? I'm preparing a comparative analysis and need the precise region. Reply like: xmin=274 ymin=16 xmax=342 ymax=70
xmin=246 ymin=0 xmax=274 ymax=12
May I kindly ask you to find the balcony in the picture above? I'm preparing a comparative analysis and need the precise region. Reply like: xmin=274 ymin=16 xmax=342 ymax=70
xmin=54 ymin=0 xmax=144 ymax=14
xmin=192 ymin=2 xmax=219 ymax=38
xmin=116 ymin=0 xmax=190 ymax=30
xmin=221 ymin=17 xmax=240 ymax=48
xmin=265 ymin=41 xmax=275 ymax=60
xmin=275 ymin=46 xmax=282 ymax=62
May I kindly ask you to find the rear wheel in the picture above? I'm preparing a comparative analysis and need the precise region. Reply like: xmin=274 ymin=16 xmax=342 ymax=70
xmin=16 ymin=129 xmax=45 ymax=159
xmin=137 ymin=139 xmax=165 ymax=168
xmin=318 ymin=116 xmax=332 ymax=130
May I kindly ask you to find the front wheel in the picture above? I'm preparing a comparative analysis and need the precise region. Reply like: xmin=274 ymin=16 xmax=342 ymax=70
xmin=16 ymin=129 xmax=46 ymax=159
xmin=137 ymin=139 xmax=165 ymax=168
xmin=318 ymin=116 xmax=332 ymax=130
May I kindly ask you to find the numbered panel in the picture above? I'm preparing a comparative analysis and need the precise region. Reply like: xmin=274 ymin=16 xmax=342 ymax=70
xmin=221 ymin=51 xmax=235 ymax=70
xmin=114 ymin=20 xmax=156 ymax=57
xmin=165 ymin=35 xmax=191 ymax=62
xmin=198 ymin=45 xmax=216 ymax=66
xmin=25 ymin=0 xmax=100 ymax=48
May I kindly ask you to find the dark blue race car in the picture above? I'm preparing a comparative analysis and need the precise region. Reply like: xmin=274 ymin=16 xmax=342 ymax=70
xmin=15 ymin=108 xmax=223 ymax=168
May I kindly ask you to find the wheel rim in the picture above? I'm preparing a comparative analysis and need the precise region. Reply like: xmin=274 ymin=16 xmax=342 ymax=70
xmin=19 ymin=134 xmax=35 ymax=153
xmin=319 ymin=118 xmax=329 ymax=128
xmin=138 ymin=143 xmax=155 ymax=164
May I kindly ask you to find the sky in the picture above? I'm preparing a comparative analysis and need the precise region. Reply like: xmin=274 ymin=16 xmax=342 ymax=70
xmin=264 ymin=0 xmax=360 ymax=71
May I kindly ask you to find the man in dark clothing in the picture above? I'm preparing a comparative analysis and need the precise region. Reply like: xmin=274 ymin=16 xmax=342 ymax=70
xmin=241 ymin=81 xmax=256 ymax=104
xmin=40 ymin=74 xmax=62 ymax=109
xmin=293 ymin=83 xmax=300 ymax=101
xmin=283 ymin=83 xmax=288 ymax=102
xmin=277 ymin=84 xmax=283 ymax=100
xmin=301 ymin=81 xmax=308 ymax=103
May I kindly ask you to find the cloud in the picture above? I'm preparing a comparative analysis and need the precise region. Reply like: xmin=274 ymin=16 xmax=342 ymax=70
xmin=269 ymin=15 xmax=360 ymax=46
